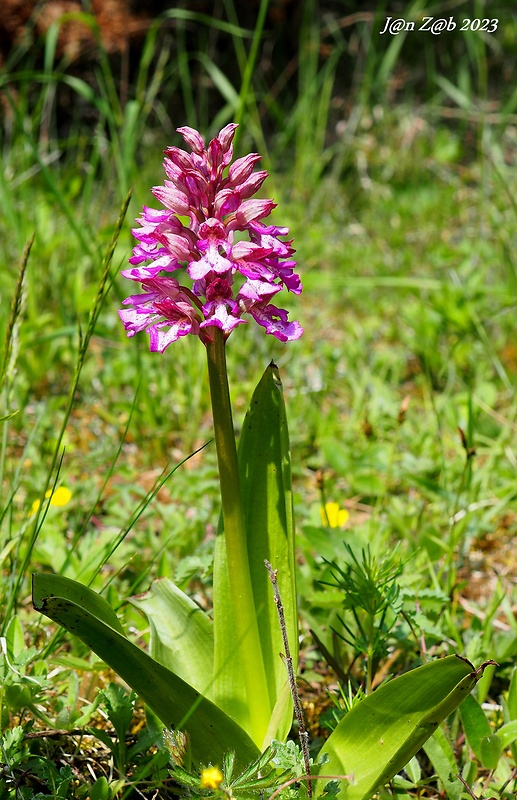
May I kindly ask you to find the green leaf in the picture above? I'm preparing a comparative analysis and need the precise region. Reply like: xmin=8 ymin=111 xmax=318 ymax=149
xmin=130 ymin=577 xmax=214 ymax=698
xmin=459 ymin=693 xmax=491 ymax=763
xmin=479 ymin=734 xmax=502 ymax=770
xmin=0 ymin=409 xmax=19 ymax=422
xmin=88 ymin=776 xmax=110 ymax=800
xmin=316 ymin=656 xmax=484 ymax=800
xmin=32 ymin=573 xmax=259 ymax=768
xmin=498 ymin=719 xmax=517 ymax=748
xmin=4 ymin=616 xmax=26 ymax=659
xmin=99 ymin=683 xmax=135 ymax=742
xmin=507 ymin=667 xmax=517 ymax=719
xmin=505 ymin=667 xmax=517 ymax=763
xmin=213 ymin=363 xmax=297 ymax=745
xmin=423 ymin=727 xmax=462 ymax=800
xmin=403 ymin=755 xmax=421 ymax=785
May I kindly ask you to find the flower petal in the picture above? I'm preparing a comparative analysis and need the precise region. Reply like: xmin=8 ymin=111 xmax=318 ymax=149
xmin=176 ymin=126 xmax=205 ymax=154
xmin=248 ymin=304 xmax=303 ymax=342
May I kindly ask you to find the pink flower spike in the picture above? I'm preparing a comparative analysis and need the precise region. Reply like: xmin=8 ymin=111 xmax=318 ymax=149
xmin=119 ymin=121 xmax=302 ymax=350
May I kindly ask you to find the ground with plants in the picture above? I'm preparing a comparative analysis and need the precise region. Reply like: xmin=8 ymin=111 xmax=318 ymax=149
xmin=1 ymin=2 xmax=517 ymax=799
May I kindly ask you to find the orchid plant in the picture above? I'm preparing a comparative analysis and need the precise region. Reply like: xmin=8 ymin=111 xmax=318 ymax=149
xmin=33 ymin=124 xmax=492 ymax=800
xmin=120 ymin=122 xmax=302 ymax=750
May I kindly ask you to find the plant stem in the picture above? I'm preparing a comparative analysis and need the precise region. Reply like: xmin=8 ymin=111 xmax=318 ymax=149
xmin=366 ymin=613 xmax=375 ymax=696
xmin=205 ymin=328 xmax=270 ymax=742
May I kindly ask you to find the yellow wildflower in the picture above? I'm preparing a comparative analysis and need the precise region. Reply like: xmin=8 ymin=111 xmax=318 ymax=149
xmin=320 ymin=501 xmax=349 ymax=528
xmin=31 ymin=487 xmax=72 ymax=515
xmin=200 ymin=766 xmax=224 ymax=790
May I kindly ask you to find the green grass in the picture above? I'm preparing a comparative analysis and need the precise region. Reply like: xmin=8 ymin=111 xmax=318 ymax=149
xmin=1 ymin=1 xmax=517 ymax=797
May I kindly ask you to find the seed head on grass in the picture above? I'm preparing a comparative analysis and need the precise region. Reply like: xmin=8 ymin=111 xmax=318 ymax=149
xmin=119 ymin=124 xmax=302 ymax=351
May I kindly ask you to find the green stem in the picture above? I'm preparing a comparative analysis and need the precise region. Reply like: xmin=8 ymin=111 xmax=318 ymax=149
xmin=205 ymin=329 xmax=270 ymax=742
xmin=366 ymin=613 xmax=375 ymax=696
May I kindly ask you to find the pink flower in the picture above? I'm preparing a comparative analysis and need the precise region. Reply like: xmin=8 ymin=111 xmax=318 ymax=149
xmin=119 ymin=277 xmax=202 ymax=352
xmin=119 ymin=124 xmax=303 ymax=350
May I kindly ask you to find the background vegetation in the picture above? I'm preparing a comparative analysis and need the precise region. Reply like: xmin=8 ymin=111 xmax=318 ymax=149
xmin=1 ymin=0 xmax=516 ymax=797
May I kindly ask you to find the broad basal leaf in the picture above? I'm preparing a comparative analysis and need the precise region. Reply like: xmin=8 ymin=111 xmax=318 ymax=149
xmin=316 ymin=656 xmax=490 ymax=800
xmin=131 ymin=577 xmax=214 ymax=698
xmin=32 ymin=573 xmax=259 ymax=768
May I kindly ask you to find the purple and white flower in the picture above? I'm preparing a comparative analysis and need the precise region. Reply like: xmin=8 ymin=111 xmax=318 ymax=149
xmin=119 ymin=123 xmax=302 ymax=351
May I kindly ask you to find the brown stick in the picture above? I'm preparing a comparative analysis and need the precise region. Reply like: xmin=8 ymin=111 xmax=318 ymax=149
xmin=265 ymin=559 xmax=312 ymax=797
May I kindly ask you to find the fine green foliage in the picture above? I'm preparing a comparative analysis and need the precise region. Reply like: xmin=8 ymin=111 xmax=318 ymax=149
xmin=320 ymin=545 xmax=404 ymax=694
